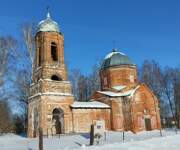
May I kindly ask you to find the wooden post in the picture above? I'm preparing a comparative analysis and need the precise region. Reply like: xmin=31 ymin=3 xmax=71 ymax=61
xmin=39 ymin=128 xmax=43 ymax=150
xmin=90 ymin=124 xmax=94 ymax=145
xmin=123 ymin=131 xmax=125 ymax=141
xmin=47 ymin=129 xmax=48 ymax=138
xmin=51 ymin=128 xmax=53 ymax=137
xmin=104 ymin=132 xmax=106 ymax=141
xmin=160 ymin=128 xmax=162 ymax=137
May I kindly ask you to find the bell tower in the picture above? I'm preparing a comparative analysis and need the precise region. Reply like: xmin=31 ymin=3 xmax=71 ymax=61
xmin=33 ymin=12 xmax=67 ymax=82
xmin=28 ymin=12 xmax=74 ymax=138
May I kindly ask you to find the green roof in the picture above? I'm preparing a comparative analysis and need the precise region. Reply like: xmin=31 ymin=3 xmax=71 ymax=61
xmin=101 ymin=49 xmax=135 ymax=69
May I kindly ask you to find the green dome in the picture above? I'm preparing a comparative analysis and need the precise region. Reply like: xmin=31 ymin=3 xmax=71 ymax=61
xmin=101 ymin=49 xmax=135 ymax=69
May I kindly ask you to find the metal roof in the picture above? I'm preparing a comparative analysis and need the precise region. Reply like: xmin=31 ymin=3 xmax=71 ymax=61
xmin=101 ymin=49 xmax=135 ymax=69
xmin=37 ymin=12 xmax=60 ymax=33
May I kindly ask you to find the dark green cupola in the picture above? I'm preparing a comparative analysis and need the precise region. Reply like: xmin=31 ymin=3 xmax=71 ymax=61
xmin=101 ymin=49 xmax=135 ymax=69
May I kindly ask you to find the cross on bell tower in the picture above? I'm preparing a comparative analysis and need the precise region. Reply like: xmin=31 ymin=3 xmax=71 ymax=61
xmin=46 ymin=6 xmax=50 ymax=18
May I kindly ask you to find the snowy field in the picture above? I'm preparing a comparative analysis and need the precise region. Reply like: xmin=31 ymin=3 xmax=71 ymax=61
xmin=0 ymin=129 xmax=179 ymax=150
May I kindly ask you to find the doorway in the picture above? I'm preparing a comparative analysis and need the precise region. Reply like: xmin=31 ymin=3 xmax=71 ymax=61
xmin=145 ymin=118 xmax=151 ymax=131
xmin=52 ymin=108 xmax=64 ymax=134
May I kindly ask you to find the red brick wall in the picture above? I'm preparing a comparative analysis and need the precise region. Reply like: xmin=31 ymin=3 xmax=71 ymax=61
xmin=72 ymin=108 xmax=111 ymax=133
xmin=132 ymin=84 xmax=161 ymax=132
xmin=33 ymin=32 xmax=67 ymax=83
xmin=92 ymin=84 xmax=161 ymax=133
xmin=28 ymin=31 xmax=75 ymax=138
xmin=100 ymin=65 xmax=138 ymax=90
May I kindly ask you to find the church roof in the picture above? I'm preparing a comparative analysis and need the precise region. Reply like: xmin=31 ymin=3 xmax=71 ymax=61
xmin=112 ymin=85 xmax=126 ymax=91
xmin=101 ymin=49 xmax=135 ymax=69
xmin=97 ymin=85 xmax=140 ymax=98
xmin=37 ymin=12 xmax=60 ymax=33
xmin=71 ymin=101 xmax=110 ymax=108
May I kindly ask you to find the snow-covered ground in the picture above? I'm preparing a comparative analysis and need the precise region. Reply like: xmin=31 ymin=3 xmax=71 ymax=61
xmin=0 ymin=129 xmax=179 ymax=150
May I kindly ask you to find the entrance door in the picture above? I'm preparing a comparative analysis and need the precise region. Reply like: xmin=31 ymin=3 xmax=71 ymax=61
xmin=145 ymin=118 xmax=151 ymax=131
xmin=52 ymin=108 xmax=64 ymax=134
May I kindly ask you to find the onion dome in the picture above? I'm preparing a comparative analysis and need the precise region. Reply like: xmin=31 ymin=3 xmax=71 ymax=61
xmin=101 ymin=49 xmax=135 ymax=69
xmin=37 ymin=12 xmax=60 ymax=33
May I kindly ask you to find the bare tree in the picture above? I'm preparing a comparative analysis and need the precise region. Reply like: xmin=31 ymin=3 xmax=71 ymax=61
xmin=0 ymin=101 xmax=12 ymax=133
xmin=78 ymin=75 xmax=89 ymax=101
xmin=160 ymin=67 xmax=179 ymax=130
xmin=14 ymin=69 xmax=31 ymax=131
xmin=141 ymin=60 xmax=163 ymax=98
xmin=0 ymin=36 xmax=18 ymax=133
xmin=69 ymin=62 xmax=101 ymax=101
xmin=171 ymin=67 xmax=180 ymax=128
xmin=0 ymin=36 xmax=17 ymax=117
xmin=0 ymin=36 xmax=16 ymax=87
xmin=9 ymin=23 xmax=36 ymax=133
xmin=140 ymin=60 xmax=168 ymax=120
xmin=14 ymin=23 xmax=35 ymax=132
xmin=88 ymin=63 xmax=101 ymax=96
xmin=21 ymin=23 xmax=35 ymax=67
xmin=69 ymin=69 xmax=81 ymax=101
xmin=139 ymin=60 xmax=180 ymax=129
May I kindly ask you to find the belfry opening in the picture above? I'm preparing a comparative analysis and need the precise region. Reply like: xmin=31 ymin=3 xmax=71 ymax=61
xmin=51 ymin=42 xmax=58 ymax=61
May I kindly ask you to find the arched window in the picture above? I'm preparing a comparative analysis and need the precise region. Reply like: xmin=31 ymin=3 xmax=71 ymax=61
xmin=51 ymin=42 xmax=58 ymax=61
xmin=51 ymin=75 xmax=62 ymax=81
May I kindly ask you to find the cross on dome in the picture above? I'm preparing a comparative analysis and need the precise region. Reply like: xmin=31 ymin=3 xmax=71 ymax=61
xmin=46 ymin=6 xmax=51 ymax=19
xmin=47 ymin=12 xmax=51 ymax=19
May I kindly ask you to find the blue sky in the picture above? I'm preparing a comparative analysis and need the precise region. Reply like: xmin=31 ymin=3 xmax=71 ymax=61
xmin=0 ymin=0 xmax=180 ymax=74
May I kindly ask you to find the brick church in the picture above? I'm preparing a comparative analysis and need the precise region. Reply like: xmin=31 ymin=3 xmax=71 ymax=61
xmin=28 ymin=12 xmax=161 ymax=138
